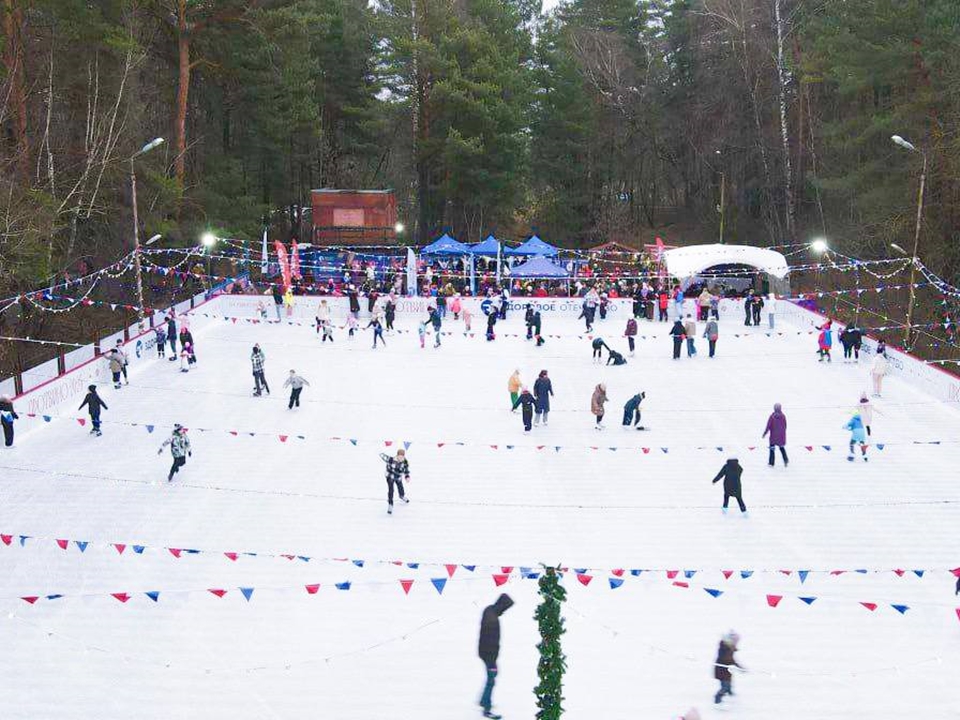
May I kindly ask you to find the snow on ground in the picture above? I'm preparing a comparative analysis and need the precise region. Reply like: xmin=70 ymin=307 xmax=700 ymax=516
xmin=1 ymin=307 xmax=959 ymax=719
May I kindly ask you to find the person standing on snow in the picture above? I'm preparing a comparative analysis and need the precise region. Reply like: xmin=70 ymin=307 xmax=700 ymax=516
xmin=743 ymin=292 xmax=754 ymax=326
xmin=251 ymin=344 xmax=269 ymax=396
xmin=379 ymin=448 xmax=410 ymax=514
xmin=591 ymin=383 xmax=608 ymax=430
xmin=762 ymin=403 xmax=788 ymax=467
xmin=624 ymin=317 xmax=638 ymax=356
xmin=512 ymin=387 xmax=536 ymax=432
xmin=669 ymin=319 xmax=685 ymax=360
xmin=712 ymin=458 xmax=746 ymax=514
xmin=428 ymin=306 xmax=442 ymax=347
xmin=486 ymin=308 xmax=497 ymax=341
xmin=158 ymin=424 xmax=191 ymax=482
xmin=703 ymin=317 xmax=719 ymax=358
xmin=532 ymin=310 xmax=544 ymax=346
xmin=272 ymin=285 xmax=284 ymax=321
xmin=751 ymin=293 xmax=763 ymax=326
xmin=1 ymin=395 xmax=19 ymax=447
xmin=844 ymin=412 xmax=869 ymax=461
xmin=683 ymin=314 xmax=697 ymax=357
xmin=524 ymin=304 xmax=535 ymax=340
xmin=478 ymin=593 xmax=514 ymax=720
xmin=384 ymin=298 xmax=397 ymax=332
xmin=698 ymin=288 xmax=713 ymax=322
xmin=316 ymin=299 xmax=331 ymax=336
xmin=714 ymin=631 xmax=743 ymax=705
xmin=283 ymin=370 xmax=310 ymax=409
xmin=155 ymin=325 xmax=167 ymax=359
xmin=657 ymin=288 xmax=669 ymax=322
xmin=622 ymin=391 xmax=645 ymax=430
xmin=113 ymin=341 xmax=130 ymax=385
xmin=533 ymin=370 xmax=553 ymax=426
xmin=848 ymin=323 xmax=864 ymax=361
xmin=366 ymin=316 xmax=386 ymax=348
xmin=508 ymin=370 xmax=522 ymax=410
xmin=107 ymin=349 xmax=124 ymax=389
xmin=79 ymin=384 xmax=107 ymax=436
xmin=838 ymin=326 xmax=854 ymax=362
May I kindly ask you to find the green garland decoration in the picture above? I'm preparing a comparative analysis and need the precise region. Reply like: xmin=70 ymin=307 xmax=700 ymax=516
xmin=535 ymin=564 xmax=567 ymax=719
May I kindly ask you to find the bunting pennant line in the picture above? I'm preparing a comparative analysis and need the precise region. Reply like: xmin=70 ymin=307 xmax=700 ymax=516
xmin=17 ymin=412 xmax=959 ymax=454
xmin=3 ymin=528 xmax=956 ymax=582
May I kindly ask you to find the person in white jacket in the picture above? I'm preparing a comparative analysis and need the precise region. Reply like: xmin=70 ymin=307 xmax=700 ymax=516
xmin=871 ymin=342 xmax=889 ymax=397
xmin=284 ymin=370 xmax=310 ymax=409
xmin=857 ymin=393 xmax=874 ymax=436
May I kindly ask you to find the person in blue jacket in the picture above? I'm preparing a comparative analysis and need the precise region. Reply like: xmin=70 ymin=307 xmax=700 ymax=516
xmin=622 ymin=392 xmax=645 ymax=429
xmin=533 ymin=370 xmax=553 ymax=426
xmin=844 ymin=412 xmax=869 ymax=461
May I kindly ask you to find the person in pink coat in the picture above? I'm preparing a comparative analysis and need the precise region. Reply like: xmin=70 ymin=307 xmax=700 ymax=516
xmin=449 ymin=295 xmax=462 ymax=320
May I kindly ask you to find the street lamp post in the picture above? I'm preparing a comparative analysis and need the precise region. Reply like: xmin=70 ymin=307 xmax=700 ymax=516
xmin=130 ymin=138 xmax=164 ymax=328
xmin=890 ymin=135 xmax=926 ymax=347
xmin=715 ymin=150 xmax=725 ymax=245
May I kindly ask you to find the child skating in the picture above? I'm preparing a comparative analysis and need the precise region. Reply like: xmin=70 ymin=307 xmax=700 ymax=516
xmin=712 ymin=458 xmax=746 ymax=514
xmin=283 ymin=370 xmax=310 ymax=409
xmin=622 ymin=392 xmax=645 ymax=429
xmin=380 ymin=449 xmax=411 ymax=514
xmin=79 ymin=385 xmax=107 ymax=436
xmin=844 ymin=412 xmax=869 ymax=461
xmin=158 ymin=424 xmax=192 ymax=482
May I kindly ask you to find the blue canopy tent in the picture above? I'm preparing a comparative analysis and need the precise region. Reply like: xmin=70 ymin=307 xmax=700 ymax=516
xmin=468 ymin=235 xmax=504 ymax=293
xmin=418 ymin=232 xmax=473 ymax=294
xmin=509 ymin=256 xmax=569 ymax=278
xmin=505 ymin=234 xmax=560 ymax=257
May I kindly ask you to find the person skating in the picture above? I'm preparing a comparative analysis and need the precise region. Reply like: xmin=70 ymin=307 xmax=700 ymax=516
xmin=591 ymin=383 xmax=608 ymax=430
xmin=512 ymin=387 xmax=536 ymax=432
xmin=0 ymin=395 xmax=19 ymax=447
xmin=79 ymin=385 xmax=107 ymax=436
xmin=848 ymin=323 xmax=864 ymax=361
xmin=486 ymin=309 xmax=497 ymax=342
xmin=428 ymin=306 xmax=442 ymax=347
xmin=816 ymin=320 xmax=833 ymax=362
xmin=418 ymin=320 xmax=427 ymax=349
xmin=345 ymin=313 xmax=358 ymax=339
xmin=384 ymin=298 xmax=397 ymax=332
xmin=179 ymin=342 xmax=194 ymax=372
xmin=166 ymin=313 xmax=178 ymax=360
xmin=316 ymin=299 xmax=331 ymax=338
xmin=347 ymin=285 xmax=361 ymax=318
xmin=449 ymin=294 xmax=462 ymax=321
xmin=766 ymin=293 xmax=776 ymax=328
xmin=751 ymin=293 xmax=763 ymax=326
xmin=683 ymin=314 xmax=697 ymax=357
xmin=478 ymin=593 xmax=514 ymax=719
xmin=871 ymin=342 xmax=888 ymax=396
xmin=155 ymin=325 xmax=167 ymax=358
xmin=532 ymin=311 xmax=544 ymax=346
xmin=762 ymin=403 xmax=788 ymax=467
xmin=524 ymin=304 xmax=535 ymax=340
xmin=698 ymin=288 xmax=713 ymax=322
xmin=712 ymin=458 xmax=746 ymax=513
xmin=657 ymin=289 xmax=669 ymax=322
xmin=591 ymin=337 xmax=609 ymax=363
xmin=858 ymin=393 xmax=874 ymax=436
xmin=158 ymin=424 xmax=191 ymax=482
xmin=367 ymin=316 xmax=386 ymax=348
xmin=106 ymin=350 xmax=124 ymax=389
xmin=533 ymin=370 xmax=553 ymax=426
xmin=845 ymin=412 xmax=869 ymax=461
xmin=283 ymin=370 xmax=310 ymax=409
xmin=703 ymin=317 xmax=719 ymax=358
xmin=839 ymin=326 xmax=854 ymax=362
xmin=624 ymin=317 xmax=638 ymax=356
xmin=669 ymin=319 xmax=685 ymax=360
xmin=463 ymin=306 xmax=473 ymax=333
xmin=508 ymin=370 xmax=521 ymax=410
xmin=380 ymin=448 xmax=410 ymax=514
xmin=113 ymin=340 xmax=129 ymax=385
xmin=606 ymin=348 xmax=627 ymax=366
xmin=251 ymin=344 xmax=270 ymax=396
xmin=179 ymin=326 xmax=195 ymax=361
xmin=622 ymin=391 xmax=645 ymax=430
xmin=272 ymin=285 xmax=284 ymax=321
xmin=714 ymin=631 xmax=743 ymax=704
xmin=743 ymin=293 xmax=753 ymax=326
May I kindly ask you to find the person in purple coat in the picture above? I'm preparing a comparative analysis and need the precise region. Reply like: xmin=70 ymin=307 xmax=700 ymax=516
xmin=762 ymin=403 xmax=788 ymax=467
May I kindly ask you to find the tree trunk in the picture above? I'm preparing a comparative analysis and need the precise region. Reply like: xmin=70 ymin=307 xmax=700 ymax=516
xmin=174 ymin=0 xmax=190 ymax=192
xmin=774 ymin=0 xmax=795 ymax=239
xmin=2 ymin=0 xmax=29 ymax=178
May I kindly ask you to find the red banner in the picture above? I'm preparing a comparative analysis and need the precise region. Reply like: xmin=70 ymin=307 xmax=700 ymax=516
xmin=274 ymin=241 xmax=291 ymax=290
xmin=290 ymin=241 xmax=301 ymax=280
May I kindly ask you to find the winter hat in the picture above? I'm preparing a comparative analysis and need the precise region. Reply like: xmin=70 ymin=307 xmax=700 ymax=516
xmin=774 ymin=403 xmax=782 ymax=412
xmin=88 ymin=385 xmax=96 ymax=392
xmin=723 ymin=630 xmax=740 ymax=646
xmin=860 ymin=393 xmax=869 ymax=403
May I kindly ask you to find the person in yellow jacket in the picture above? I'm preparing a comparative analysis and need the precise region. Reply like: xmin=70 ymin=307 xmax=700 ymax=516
xmin=283 ymin=287 xmax=295 ymax=317
xmin=508 ymin=369 xmax=522 ymax=411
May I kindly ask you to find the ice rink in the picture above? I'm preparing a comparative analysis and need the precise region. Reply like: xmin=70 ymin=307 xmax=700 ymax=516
xmin=2 ymin=304 xmax=959 ymax=719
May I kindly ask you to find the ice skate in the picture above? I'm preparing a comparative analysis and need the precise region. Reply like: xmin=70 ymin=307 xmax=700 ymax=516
xmin=387 ymin=504 xmax=393 ymax=515
xmin=482 ymin=711 xmax=502 ymax=719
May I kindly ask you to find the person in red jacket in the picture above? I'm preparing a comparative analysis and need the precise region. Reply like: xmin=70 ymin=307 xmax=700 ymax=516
xmin=657 ymin=289 xmax=669 ymax=322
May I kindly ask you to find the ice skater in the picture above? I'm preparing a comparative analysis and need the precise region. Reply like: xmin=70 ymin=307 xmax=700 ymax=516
xmin=428 ymin=306 xmax=442 ymax=347
xmin=606 ymin=348 xmax=627 ymax=365
xmin=486 ymin=310 xmax=497 ymax=342
xmin=508 ymin=370 xmax=521 ymax=410
xmin=79 ymin=384 xmax=107 ymax=436
xmin=512 ymin=387 xmax=536 ymax=432
xmin=158 ymin=424 xmax=191 ymax=482
xmin=591 ymin=383 xmax=608 ymax=430
xmin=871 ymin=342 xmax=888 ymax=396
xmin=622 ymin=391 xmax=645 ymax=430
xmin=762 ymin=403 xmax=788 ymax=466
xmin=179 ymin=326 xmax=194 ymax=361
xmin=703 ymin=317 xmax=718 ymax=358
xmin=179 ymin=342 xmax=194 ymax=372
xmin=712 ymin=458 xmax=746 ymax=513
xmin=751 ymin=294 xmax=763 ymax=326
xmin=107 ymin=349 xmax=124 ymax=389
xmin=591 ymin=337 xmax=609 ymax=363
xmin=283 ymin=370 xmax=310 ymax=409
xmin=844 ymin=412 xmax=869 ymax=461
xmin=858 ymin=392 xmax=873 ymax=436
xmin=166 ymin=313 xmax=178 ymax=360
xmin=154 ymin=325 xmax=167 ymax=358
xmin=743 ymin=293 xmax=754 ymax=326
xmin=532 ymin=310 xmax=544 ymax=346
xmin=384 ymin=298 xmax=396 ymax=332
xmin=478 ymin=593 xmax=514 ymax=719
xmin=380 ymin=448 xmax=410 ymax=514
xmin=251 ymin=344 xmax=270 ymax=396
xmin=345 ymin=314 xmax=358 ymax=340
xmin=839 ymin=325 xmax=855 ymax=362
xmin=0 ymin=395 xmax=19 ymax=447
xmin=418 ymin=320 xmax=427 ymax=348
xmin=669 ymin=319 xmax=685 ymax=359
xmin=113 ymin=340 xmax=129 ymax=384
xmin=816 ymin=320 xmax=833 ymax=362
xmin=714 ymin=631 xmax=743 ymax=704
xmin=316 ymin=299 xmax=331 ymax=337
xmin=683 ymin=314 xmax=697 ymax=357
xmin=367 ymin=316 xmax=386 ymax=348
xmin=624 ymin=316 xmax=637 ymax=355
xmin=524 ymin=304 xmax=535 ymax=340
xmin=534 ymin=370 xmax=552 ymax=426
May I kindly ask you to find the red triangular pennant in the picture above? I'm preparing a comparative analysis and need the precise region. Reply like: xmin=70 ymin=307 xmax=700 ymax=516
xmin=278 ymin=435 xmax=288 ymax=443
xmin=21 ymin=596 xmax=39 ymax=604
xmin=493 ymin=574 xmax=509 ymax=586
xmin=400 ymin=580 xmax=414 ymax=595
xmin=208 ymin=588 xmax=227 ymax=598
xmin=666 ymin=570 xmax=679 ymax=579
xmin=77 ymin=418 xmax=86 ymax=426
xmin=113 ymin=543 xmax=126 ymax=554
xmin=56 ymin=539 xmax=68 ymax=550
xmin=577 ymin=574 xmax=593 ymax=586
xmin=112 ymin=592 xmax=130 ymax=603
xmin=1 ymin=534 xmax=12 ymax=545
xmin=224 ymin=552 xmax=238 ymax=561
xmin=168 ymin=548 xmax=182 ymax=558
xmin=445 ymin=563 xmax=458 ymax=577
xmin=611 ymin=568 xmax=624 ymax=577
xmin=641 ymin=447 xmax=650 ymax=454
xmin=893 ymin=569 xmax=905 ymax=577
xmin=501 ymin=566 xmax=513 ymax=574
xmin=860 ymin=602 xmax=878 ymax=612
xmin=672 ymin=581 xmax=689 ymax=588
xmin=305 ymin=584 xmax=320 ymax=594
xmin=722 ymin=570 xmax=734 ymax=579
xmin=766 ymin=594 xmax=783 ymax=607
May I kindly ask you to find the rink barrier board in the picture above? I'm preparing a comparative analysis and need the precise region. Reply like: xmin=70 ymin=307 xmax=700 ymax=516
xmin=9 ymin=293 xmax=217 ymax=416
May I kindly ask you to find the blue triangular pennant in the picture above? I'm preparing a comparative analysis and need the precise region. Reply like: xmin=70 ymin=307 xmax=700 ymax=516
xmin=133 ymin=545 xmax=145 ymax=554
xmin=855 ymin=569 xmax=868 ymax=574
xmin=75 ymin=541 xmax=88 ymax=552
xmin=240 ymin=587 xmax=254 ymax=602
xmin=506 ymin=445 xmax=514 ymax=450
xmin=891 ymin=604 xmax=909 ymax=615
xmin=555 ymin=446 xmax=561 ymax=452
xmin=19 ymin=535 xmax=29 ymax=546
xmin=45 ymin=594 xmax=64 ymax=600
xmin=145 ymin=425 xmax=155 ymax=433
xmin=407 ymin=562 xmax=420 ymax=569
xmin=349 ymin=439 xmax=357 ymax=446
xmin=660 ymin=447 xmax=669 ymax=453
xmin=335 ymin=581 xmax=351 ymax=591
xmin=630 ymin=569 xmax=643 ymax=577
xmin=822 ymin=445 xmax=831 ymax=451
xmin=716 ymin=447 xmax=723 ymax=452
xmin=403 ymin=441 xmax=412 ymax=450
xmin=704 ymin=588 xmax=723 ymax=598
xmin=876 ymin=443 xmax=885 ymax=450
xmin=462 ymin=565 xmax=476 ymax=572
xmin=799 ymin=596 xmax=817 ymax=605
xmin=740 ymin=570 xmax=753 ymax=579
xmin=798 ymin=570 xmax=809 ymax=584
xmin=431 ymin=578 xmax=447 ymax=595
xmin=145 ymin=591 xmax=160 ymax=602
xmin=684 ymin=570 xmax=696 ymax=579
xmin=913 ymin=570 xmax=924 ymax=578
xmin=352 ymin=560 xmax=365 ymax=567
xmin=297 ymin=556 xmax=310 ymax=562
xmin=609 ymin=578 xmax=624 ymax=589
xmin=43 ymin=415 xmax=52 ymax=422
xmin=523 ymin=572 xmax=540 ymax=579
xmin=519 ymin=567 xmax=532 ymax=575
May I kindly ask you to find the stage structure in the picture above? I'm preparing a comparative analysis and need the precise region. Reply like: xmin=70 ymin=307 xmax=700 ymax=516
xmin=311 ymin=189 xmax=398 ymax=246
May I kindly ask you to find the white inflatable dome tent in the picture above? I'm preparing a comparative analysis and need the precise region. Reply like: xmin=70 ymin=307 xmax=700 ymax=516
xmin=662 ymin=243 xmax=790 ymax=294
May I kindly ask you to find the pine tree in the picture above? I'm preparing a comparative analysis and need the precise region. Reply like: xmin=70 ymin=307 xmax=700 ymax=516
xmin=534 ymin=565 xmax=567 ymax=720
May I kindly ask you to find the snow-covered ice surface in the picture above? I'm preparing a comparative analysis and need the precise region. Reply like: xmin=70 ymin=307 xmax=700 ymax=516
xmin=2 ymin=309 xmax=959 ymax=719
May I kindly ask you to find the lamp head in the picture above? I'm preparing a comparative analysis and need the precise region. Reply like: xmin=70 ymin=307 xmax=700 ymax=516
xmin=201 ymin=232 xmax=217 ymax=248
xmin=890 ymin=243 xmax=907 ymax=256
xmin=890 ymin=135 xmax=917 ymax=152
xmin=146 ymin=234 xmax=162 ymax=246
xmin=810 ymin=238 xmax=829 ymax=254
xmin=139 ymin=137 xmax=165 ymax=155
xmin=395 ymin=222 xmax=405 ymax=234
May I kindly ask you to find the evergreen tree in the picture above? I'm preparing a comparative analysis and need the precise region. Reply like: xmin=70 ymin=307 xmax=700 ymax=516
xmin=534 ymin=565 xmax=567 ymax=720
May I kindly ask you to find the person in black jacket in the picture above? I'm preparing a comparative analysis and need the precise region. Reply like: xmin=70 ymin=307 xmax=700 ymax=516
xmin=79 ymin=384 xmax=107 ymax=436
xmin=622 ymin=392 xmax=645 ymax=429
xmin=591 ymin=337 xmax=609 ymax=363
xmin=486 ymin=309 xmax=497 ymax=341
xmin=712 ymin=458 xmax=746 ymax=513
xmin=1 ymin=395 xmax=19 ymax=447
xmin=669 ymin=320 xmax=685 ymax=359
xmin=606 ymin=348 xmax=627 ymax=366
xmin=272 ymin=285 xmax=284 ymax=321
xmin=532 ymin=311 xmax=544 ymax=346
xmin=533 ymin=370 xmax=553 ymax=426
xmin=743 ymin=293 xmax=753 ymax=326
xmin=524 ymin=304 xmax=535 ymax=340
xmin=384 ymin=299 xmax=396 ymax=332
xmin=838 ymin=326 xmax=854 ymax=362
xmin=847 ymin=323 xmax=864 ymax=361
xmin=478 ymin=593 xmax=514 ymax=719
xmin=714 ymin=631 xmax=743 ymax=704
xmin=751 ymin=294 xmax=763 ymax=326
xmin=512 ymin=387 xmax=536 ymax=432
xmin=166 ymin=314 xmax=178 ymax=359
xmin=379 ymin=449 xmax=410 ymax=514
xmin=428 ymin=306 xmax=442 ymax=347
